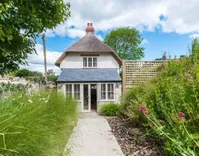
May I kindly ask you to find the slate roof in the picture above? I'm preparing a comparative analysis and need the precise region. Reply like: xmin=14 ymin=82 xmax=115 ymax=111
xmin=57 ymin=68 xmax=122 ymax=82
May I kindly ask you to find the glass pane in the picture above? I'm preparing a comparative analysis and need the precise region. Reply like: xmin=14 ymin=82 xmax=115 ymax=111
xmin=101 ymin=84 xmax=106 ymax=100
xmin=88 ymin=58 xmax=92 ymax=67
xmin=108 ymin=84 xmax=114 ymax=99
xmin=83 ymin=58 xmax=87 ymax=67
xmin=66 ymin=84 xmax=72 ymax=97
xmin=84 ymin=84 xmax=89 ymax=110
xmin=93 ymin=58 xmax=97 ymax=67
xmin=74 ymin=84 xmax=80 ymax=100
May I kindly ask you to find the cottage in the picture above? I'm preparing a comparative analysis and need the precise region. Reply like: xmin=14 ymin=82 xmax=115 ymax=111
xmin=55 ymin=23 xmax=122 ymax=112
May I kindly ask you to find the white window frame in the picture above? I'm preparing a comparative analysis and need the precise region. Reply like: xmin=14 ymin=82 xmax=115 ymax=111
xmin=65 ymin=84 xmax=72 ymax=97
xmin=83 ymin=57 xmax=97 ymax=68
xmin=65 ymin=84 xmax=81 ymax=101
xmin=100 ymin=83 xmax=115 ymax=101
xmin=74 ymin=84 xmax=80 ymax=100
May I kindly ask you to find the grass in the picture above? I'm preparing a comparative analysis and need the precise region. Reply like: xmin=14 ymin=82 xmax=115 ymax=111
xmin=99 ymin=103 xmax=120 ymax=116
xmin=0 ymin=91 xmax=77 ymax=156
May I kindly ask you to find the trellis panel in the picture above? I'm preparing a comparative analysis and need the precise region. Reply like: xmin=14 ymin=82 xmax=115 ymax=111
xmin=123 ymin=60 xmax=167 ymax=92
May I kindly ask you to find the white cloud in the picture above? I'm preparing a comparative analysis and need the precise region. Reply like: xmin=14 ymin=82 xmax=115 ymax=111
xmin=67 ymin=28 xmax=86 ymax=38
xmin=45 ymin=0 xmax=199 ymax=38
xmin=21 ymin=44 xmax=62 ymax=74
xmin=96 ymin=35 xmax=104 ymax=41
xmin=142 ymin=39 xmax=149 ymax=44
xmin=189 ymin=33 xmax=199 ymax=39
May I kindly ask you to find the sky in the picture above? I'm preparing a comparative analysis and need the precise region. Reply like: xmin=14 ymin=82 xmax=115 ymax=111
xmin=22 ymin=0 xmax=199 ymax=74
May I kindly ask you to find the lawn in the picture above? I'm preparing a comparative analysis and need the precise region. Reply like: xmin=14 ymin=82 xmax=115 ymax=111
xmin=0 ymin=91 xmax=77 ymax=155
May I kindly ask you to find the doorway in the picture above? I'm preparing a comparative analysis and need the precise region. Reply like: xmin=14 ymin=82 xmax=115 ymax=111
xmin=90 ymin=84 xmax=97 ymax=111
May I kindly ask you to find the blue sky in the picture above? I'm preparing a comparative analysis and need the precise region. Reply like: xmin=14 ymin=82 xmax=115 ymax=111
xmin=24 ymin=0 xmax=199 ymax=73
xmin=37 ymin=29 xmax=193 ymax=61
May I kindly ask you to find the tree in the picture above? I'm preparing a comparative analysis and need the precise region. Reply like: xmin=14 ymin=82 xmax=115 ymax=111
xmin=46 ymin=69 xmax=58 ymax=82
xmin=14 ymin=69 xmax=34 ymax=77
xmin=0 ymin=0 xmax=70 ymax=75
xmin=104 ymin=27 xmax=144 ymax=60
xmin=47 ymin=69 xmax=55 ymax=76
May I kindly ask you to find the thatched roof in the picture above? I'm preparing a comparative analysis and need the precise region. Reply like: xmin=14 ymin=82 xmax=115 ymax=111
xmin=66 ymin=32 xmax=114 ymax=52
xmin=55 ymin=24 xmax=122 ymax=67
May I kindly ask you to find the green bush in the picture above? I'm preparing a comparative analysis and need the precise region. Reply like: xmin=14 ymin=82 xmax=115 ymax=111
xmin=99 ymin=103 xmax=120 ymax=116
xmin=0 ymin=91 xmax=77 ymax=156
xmin=121 ymin=39 xmax=199 ymax=155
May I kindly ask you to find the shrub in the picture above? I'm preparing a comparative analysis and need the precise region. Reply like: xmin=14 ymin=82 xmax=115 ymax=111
xmin=121 ymin=39 xmax=199 ymax=155
xmin=99 ymin=103 xmax=120 ymax=116
xmin=0 ymin=91 xmax=77 ymax=155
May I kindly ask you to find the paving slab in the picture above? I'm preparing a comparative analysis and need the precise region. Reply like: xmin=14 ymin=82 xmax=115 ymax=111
xmin=64 ymin=112 xmax=124 ymax=156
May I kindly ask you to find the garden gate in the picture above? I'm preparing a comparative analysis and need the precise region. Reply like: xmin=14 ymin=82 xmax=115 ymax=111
xmin=122 ymin=60 xmax=168 ymax=93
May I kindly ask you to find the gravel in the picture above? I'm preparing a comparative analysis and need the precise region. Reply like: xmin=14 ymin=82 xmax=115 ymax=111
xmin=107 ymin=117 xmax=164 ymax=156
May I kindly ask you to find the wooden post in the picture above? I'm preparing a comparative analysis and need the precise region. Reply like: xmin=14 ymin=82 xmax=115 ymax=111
xmin=42 ymin=33 xmax=48 ymax=83
xmin=122 ymin=60 xmax=126 ymax=94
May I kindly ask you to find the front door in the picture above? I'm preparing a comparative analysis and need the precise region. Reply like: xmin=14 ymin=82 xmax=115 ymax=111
xmin=83 ymin=84 xmax=90 ymax=111
xmin=91 ymin=84 xmax=97 ymax=111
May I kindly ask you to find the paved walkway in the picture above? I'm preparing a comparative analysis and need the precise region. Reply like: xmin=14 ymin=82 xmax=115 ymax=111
xmin=64 ymin=112 xmax=124 ymax=156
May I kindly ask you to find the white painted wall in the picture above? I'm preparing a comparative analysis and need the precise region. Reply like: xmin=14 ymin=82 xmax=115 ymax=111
xmin=57 ymin=82 xmax=122 ymax=112
xmin=60 ymin=53 xmax=119 ymax=69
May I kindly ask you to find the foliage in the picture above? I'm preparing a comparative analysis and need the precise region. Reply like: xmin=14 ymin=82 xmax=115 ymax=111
xmin=99 ymin=103 xmax=121 ymax=116
xmin=0 ymin=0 xmax=70 ymax=75
xmin=14 ymin=68 xmax=34 ymax=77
xmin=0 ymin=91 xmax=77 ymax=155
xmin=0 ymin=82 xmax=28 ymax=95
xmin=104 ymin=27 xmax=144 ymax=60
xmin=47 ymin=69 xmax=55 ymax=76
xmin=121 ymin=39 xmax=199 ymax=155
xmin=47 ymin=75 xmax=58 ymax=82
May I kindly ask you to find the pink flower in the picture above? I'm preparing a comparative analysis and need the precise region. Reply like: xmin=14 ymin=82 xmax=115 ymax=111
xmin=138 ymin=105 xmax=147 ymax=112
xmin=178 ymin=112 xmax=185 ymax=121
xmin=158 ymin=120 xmax=163 ymax=124
xmin=149 ymin=124 xmax=154 ymax=128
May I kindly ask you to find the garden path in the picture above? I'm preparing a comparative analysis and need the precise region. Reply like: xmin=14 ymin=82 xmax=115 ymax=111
xmin=64 ymin=112 xmax=124 ymax=156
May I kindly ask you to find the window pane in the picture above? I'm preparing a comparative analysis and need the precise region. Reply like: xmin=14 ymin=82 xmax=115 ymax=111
xmin=101 ymin=84 xmax=106 ymax=100
xmin=88 ymin=58 xmax=92 ymax=67
xmin=66 ymin=84 xmax=72 ymax=97
xmin=108 ymin=84 xmax=114 ymax=100
xmin=83 ymin=58 xmax=87 ymax=67
xmin=74 ymin=84 xmax=80 ymax=100
xmin=93 ymin=58 xmax=97 ymax=67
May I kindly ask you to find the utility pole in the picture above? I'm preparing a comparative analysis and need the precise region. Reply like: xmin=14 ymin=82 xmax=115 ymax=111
xmin=42 ymin=33 xmax=48 ymax=83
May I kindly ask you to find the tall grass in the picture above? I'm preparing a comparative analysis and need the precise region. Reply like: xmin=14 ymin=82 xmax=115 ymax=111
xmin=0 ymin=91 xmax=77 ymax=155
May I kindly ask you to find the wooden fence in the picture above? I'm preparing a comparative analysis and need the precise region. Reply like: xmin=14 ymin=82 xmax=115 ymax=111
xmin=122 ymin=60 xmax=168 ymax=92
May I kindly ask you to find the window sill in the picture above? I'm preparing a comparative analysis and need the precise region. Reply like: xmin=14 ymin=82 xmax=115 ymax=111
xmin=100 ymin=99 xmax=115 ymax=101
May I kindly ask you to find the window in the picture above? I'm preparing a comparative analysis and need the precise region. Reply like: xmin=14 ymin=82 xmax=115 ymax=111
xmin=108 ymin=84 xmax=114 ymax=100
xmin=101 ymin=84 xmax=114 ymax=100
xmin=83 ymin=58 xmax=87 ymax=67
xmin=66 ymin=84 xmax=80 ymax=100
xmin=66 ymin=84 xmax=72 ymax=97
xmin=101 ymin=84 xmax=106 ymax=100
xmin=74 ymin=84 xmax=80 ymax=100
xmin=83 ymin=57 xmax=97 ymax=68
xmin=93 ymin=57 xmax=97 ymax=67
